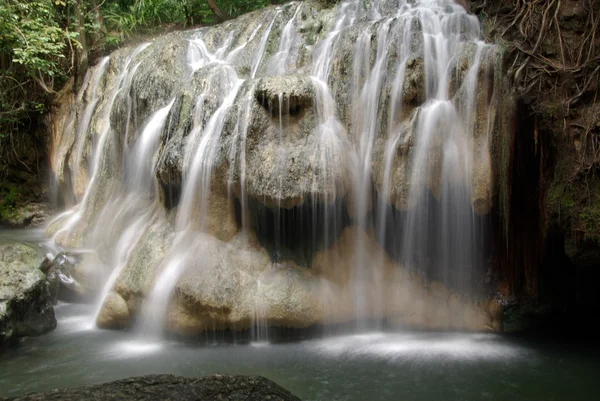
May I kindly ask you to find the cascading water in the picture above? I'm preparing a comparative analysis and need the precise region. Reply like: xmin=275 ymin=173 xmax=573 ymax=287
xmin=50 ymin=42 xmax=152 ymax=245
xmin=48 ymin=0 xmax=503 ymax=342
xmin=92 ymin=98 xmax=175 ymax=325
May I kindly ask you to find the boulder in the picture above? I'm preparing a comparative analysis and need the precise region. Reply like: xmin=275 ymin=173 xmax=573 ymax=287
xmin=0 ymin=242 xmax=56 ymax=346
xmin=0 ymin=374 xmax=302 ymax=401
xmin=39 ymin=257 xmax=59 ymax=305
xmin=114 ymin=221 xmax=174 ymax=315
xmin=96 ymin=292 xmax=130 ymax=329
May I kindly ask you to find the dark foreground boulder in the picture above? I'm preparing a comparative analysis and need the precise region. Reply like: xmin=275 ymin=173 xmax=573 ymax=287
xmin=0 ymin=242 xmax=56 ymax=347
xmin=0 ymin=374 xmax=302 ymax=401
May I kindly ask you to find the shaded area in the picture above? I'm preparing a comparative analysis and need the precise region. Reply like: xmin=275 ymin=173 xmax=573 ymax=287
xmin=469 ymin=0 xmax=600 ymax=333
xmin=241 ymin=196 xmax=350 ymax=266
xmin=374 ymin=191 xmax=490 ymax=295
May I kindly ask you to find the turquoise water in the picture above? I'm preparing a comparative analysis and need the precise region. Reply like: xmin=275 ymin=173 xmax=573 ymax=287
xmin=1 ymin=302 xmax=599 ymax=400
xmin=1 ymin=229 xmax=599 ymax=400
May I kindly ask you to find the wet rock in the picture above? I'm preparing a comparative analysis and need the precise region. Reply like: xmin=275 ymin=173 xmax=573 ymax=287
xmin=402 ymin=58 xmax=425 ymax=106
xmin=458 ymin=47 xmax=497 ymax=215
xmin=0 ymin=374 xmax=302 ymax=401
xmin=165 ymin=233 xmax=323 ymax=333
xmin=114 ymin=221 xmax=174 ymax=316
xmin=46 ymin=252 xmax=93 ymax=302
xmin=98 ymin=226 xmax=495 ymax=334
xmin=96 ymin=292 xmax=130 ymax=329
xmin=0 ymin=242 xmax=56 ymax=346
xmin=254 ymin=75 xmax=315 ymax=114
xmin=229 ymin=75 xmax=350 ymax=209
xmin=40 ymin=258 xmax=59 ymax=305
xmin=501 ymin=296 xmax=552 ymax=334
xmin=371 ymin=110 xmax=418 ymax=211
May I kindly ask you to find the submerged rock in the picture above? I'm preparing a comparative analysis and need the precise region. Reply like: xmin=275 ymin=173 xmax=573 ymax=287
xmin=0 ymin=242 xmax=56 ymax=346
xmin=0 ymin=374 xmax=302 ymax=401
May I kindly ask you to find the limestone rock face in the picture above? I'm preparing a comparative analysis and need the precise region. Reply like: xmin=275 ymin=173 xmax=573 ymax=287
xmin=115 ymin=221 xmax=174 ymax=315
xmin=48 ymin=0 xmax=506 ymax=336
xmin=0 ymin=374 xmax=302 ymax=401
xmin=150 ymin=233 xmax=325 ymax=333
xmin=0 ymin=242 xmax=56 ymax=346
xmin=228 ymin=75 xmax=351 ymax=209
xmin=95 ymin=227 xmax=497 ymax=334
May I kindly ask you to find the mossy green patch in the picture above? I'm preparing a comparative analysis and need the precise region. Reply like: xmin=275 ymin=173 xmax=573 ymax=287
xmin=489 ymin=46 xmax=515 ymax=244
xmin=580 ymin=189 xmax=600 ymax=244
xmin=0 ymin=185 xmax=22 ymax=222
xmin=547 ymin=170 xmax=600 ymax=246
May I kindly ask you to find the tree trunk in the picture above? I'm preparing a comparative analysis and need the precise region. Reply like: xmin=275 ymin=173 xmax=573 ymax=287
xmin=206 ymin=0 xmax=230 ymax=21
xmin=74 ymin=0 xmax=88 ymax=92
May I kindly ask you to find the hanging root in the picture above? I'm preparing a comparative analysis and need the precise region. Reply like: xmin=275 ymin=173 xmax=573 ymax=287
xmin=469 ymin=0 xmax=600 ymax=296
xmin=473 ymin=0 xmax=600 ymax=172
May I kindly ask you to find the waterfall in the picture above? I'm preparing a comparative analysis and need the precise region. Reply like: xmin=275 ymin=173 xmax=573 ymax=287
xmin=49 ymin=0 xmax=502 ymax=341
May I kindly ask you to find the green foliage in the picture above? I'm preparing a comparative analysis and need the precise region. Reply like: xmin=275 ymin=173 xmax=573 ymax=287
xmin=0 ymin=185 xmax=21 ymax=220
xmin=0 ymin=0 xmax=275 ymax=152
xmin=219 ymin=0 xmax=271 ymax=17
xmin=0 ymin=0 xmax=76 ymax=76
xmin=548 ymin=172 xmax=600 ymax=246
xmin=0 ymin=0 xmax=81 ymax=147
xmin=102 ymin=0 xmax=274 ymax=45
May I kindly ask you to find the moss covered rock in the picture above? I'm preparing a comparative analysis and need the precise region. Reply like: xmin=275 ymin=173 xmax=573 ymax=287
xmin=0 ymin=242 xmax=56 ymax=346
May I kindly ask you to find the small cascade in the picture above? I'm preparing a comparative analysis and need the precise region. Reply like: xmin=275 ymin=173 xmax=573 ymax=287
xmin=50 ymin=42 xmax=151 ymax=244
xmin=48 ymin=0 xmax=504 ymax=339
xmin=176 ymin=78 xmax=243 ymax=229
xmin=251 ymin=11 xmax=281 ymax=78
xmin=267 ymin=4 xmax=301 ymax=76
xmin=70 ymin=57 xmax=110 ymax=195
xmin=251 ymin=279 xmax=269 ymax=343
xmin=135 ymin=232 xmax=193 ymax=339
xmin=138 ymin=82 xmax=242 ymax=338
xmin=92 ymin=211 xmax=153 ymax=327
xmin=349 ymin=17 xmax=394 ymax=329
